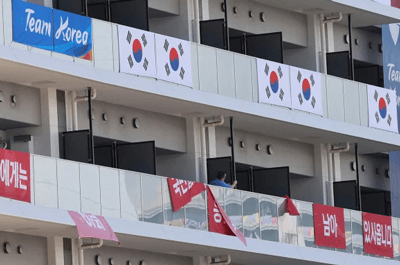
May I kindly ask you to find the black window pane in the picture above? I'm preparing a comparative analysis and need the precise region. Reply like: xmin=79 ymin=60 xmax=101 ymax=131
xmin=53 ymin=0 xmax=83 ymax=15
xmin=110 ymin=0 xmax=148 ymax=31
xmin=253 ymin=167 xmax=290 ymax=197
xmin=63 ymin=130 xmax=90 ymax=163
xmin=327 ymin=51 xmax=351 ymax=80
xmin=246 ymin=32 xmax=283 ymax=63
xmin=200 ymin=19 xmax=225 ymax=50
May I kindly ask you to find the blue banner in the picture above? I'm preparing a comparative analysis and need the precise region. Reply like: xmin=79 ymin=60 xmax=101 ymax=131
xmin=53 ymin=9 xmax=92 ymax=59
xmin=382 ymin=24 xmax=400 ymax=133
xmin=12 ymin=0 xmax=53 ymax=51
xmin=383 ymin=24 xmax=400 ymax=218
xmin=12 ymin=0 xmax=92 ymax=60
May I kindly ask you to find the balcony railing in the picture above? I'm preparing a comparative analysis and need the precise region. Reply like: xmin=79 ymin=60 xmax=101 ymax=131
xmin=21 ymin=154 xmax=400 ymax=261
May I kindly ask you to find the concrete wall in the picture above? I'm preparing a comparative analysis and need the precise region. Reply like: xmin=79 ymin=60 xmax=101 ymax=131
xmin=215 ymin=126 xmax=315 ymax=177
xmin=208 ymin=0 xmax=308 ymax=47
xmin=77 ymin=100 xmax=187 ymax=153
xmin=340 ymin=152 xmax=390 ymax=191
xmin=333 ymin=24 xmax=383 ymax=66
xmin=0 ymin=81 xmax=41 ymax=126
xmin=84 ymin=245 xmax=192 ymax=265
xmin=0 ymin=231 xmax=47 ymax=265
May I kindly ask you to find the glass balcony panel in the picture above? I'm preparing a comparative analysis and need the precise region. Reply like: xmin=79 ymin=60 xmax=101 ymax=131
xmin=162 ymin=178 xmax=185 ymax=227
xmin=209 ymin=186 xmax=225 ymax=209
xmin=224 ymin=189 xmax=243 ymax=233
xmin=277 ymin=197 xmax=298 ymax=245
xmin=242 ymin=191 xmax=260 ymax=239
xmin=259 ymin=195 xmax=279 ymax=242
xmin=336 ymin=209 xmax=353 ymax=253
xmin=141 ymin=174 xmax=164 ymax=224
xmin=185 ymin=191 xmax=207 ymax=231
xmin=393 ymin=217 xmax=400 ymax=260
xmin=351 ymin=210 xmax=364 ymax=255
xmin=296 ymin=200 xmax=314 ymax=247
xmin=119 ymin=170 xmax=142 ymax=221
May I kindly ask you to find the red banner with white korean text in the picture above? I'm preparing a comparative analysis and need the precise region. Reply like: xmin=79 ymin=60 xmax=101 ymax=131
xmin=207 ymin=186 xmax=247 ymax=245
xmin=362 ymin=212 xmax=393 ymax=258
xmin=0 ymin=149 xmax=30 ymax=203
xmin=313 ymin=204 xmax=346 ymax=249
xmin=167 ymin=178 xmax=206 ymax=212
xmin=68 ymin=211 xmax=119 ymax=243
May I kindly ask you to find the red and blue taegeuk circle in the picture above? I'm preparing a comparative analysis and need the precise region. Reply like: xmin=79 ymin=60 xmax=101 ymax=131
xmin=270 ymin=71 xmax=279 ymax=93
xmin=379 ymin=97 xmax=387 ymax=119
xmin=132 ymin=39 xmax=143 ymax=63
xmin=302 ymin=79 xmax=311 ymax=101
xmin=169 ymin=48 xmax=180 ymax=71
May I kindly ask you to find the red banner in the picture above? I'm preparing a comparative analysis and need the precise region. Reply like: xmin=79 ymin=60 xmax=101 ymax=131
xmin=0 ymin=149 xmax=30 ymax=203
xmin=68 ymin=211 xmax=119 ymax=243
xmin=207 ymin=187 xmax=247 ymax=245
xmin=167 ymin=178 xmax=205 ymax=212
xmin=363 ymin=212 xmax=393 ymax=258
xmin=313 ymin=204 xmax=346 ymax=249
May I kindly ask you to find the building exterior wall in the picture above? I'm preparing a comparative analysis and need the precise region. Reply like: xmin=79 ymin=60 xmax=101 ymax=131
xmin=0 ymin=231 xmax=47 ymax=265
xmin=215 ymin=126 xmax=315 ymax=177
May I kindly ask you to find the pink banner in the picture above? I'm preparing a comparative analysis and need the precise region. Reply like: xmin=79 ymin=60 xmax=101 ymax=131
xmin=0 ymin=149 xmax=30 ymax=203
xmin=68 ymin=211 xmax=119 ymax=243
xmin=167 ymin=178 xmax=205 ymax=212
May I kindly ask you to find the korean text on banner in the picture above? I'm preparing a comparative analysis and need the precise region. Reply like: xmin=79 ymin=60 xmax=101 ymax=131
xmin=53 ymin=9 xmax=92 ymax=60
xmin=313 ymin=204 xmax=346 ymax=249
xmin=207 ymin=187 xmax=247 ymax=245
xmin=12 ymin=0 xmax=54 ymax=51
xmin=68 ymin=211 xmax=119 ymax=243
xmin=118 ymin=25 xmax=156 ymax=78
xmin=0 ymin=149 xmax=30 ymax=203
xmin=367 ymin=85 xmax=398 ymax=133
xmin=167 ymin=178 xmax=205 ymax=212
xmin=290 ymin=66 xmax=323 ymax=116
xmin=155 ymin=34 xmax=193 ymax=88
xmin=257 ymin=58 xmax=291 ymax=108
xmin=362 ymin=212 xmax=393 ymax=258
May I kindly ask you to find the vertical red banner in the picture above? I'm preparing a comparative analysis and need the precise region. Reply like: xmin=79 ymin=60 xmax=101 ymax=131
xmin=362 ymin=212 xmax=393 ymax=258
xmin=313 ymin=204 xmax=346 ymax=249
xmin=0 ymin=149 xmax=30 ymax=203
xmin=392 ymin=0 xmax=400 ymax=8
xmin=207 ymin=187 xmax=247 ymax=245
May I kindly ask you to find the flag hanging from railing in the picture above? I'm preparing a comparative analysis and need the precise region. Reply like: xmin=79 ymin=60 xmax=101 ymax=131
xmin=68 ymin=211 xmax=119 ymax=243
xmin=207 ymin=186 xmax=247 ymax=245
xmin=283 ymin=195 xmax=299 ymax=216
xmin=167 ymin=178 xmax=205 ymax=212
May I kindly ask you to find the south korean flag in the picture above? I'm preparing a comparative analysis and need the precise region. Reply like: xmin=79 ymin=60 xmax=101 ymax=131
xmin=367 ymin=85 xmax=398 ymax=133
xmin=290 ymin=66 xmax=323 ymax=116
xmin=257 ymin=58 xmax=291 ymax=108
xmin=118 ymin=25 xmax=156 ymax=78
xmin=155 ymin=34 xmax=193 ymax=88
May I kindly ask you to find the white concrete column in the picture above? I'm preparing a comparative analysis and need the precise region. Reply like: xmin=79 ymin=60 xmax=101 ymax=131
xmin=47 ymin=236 xmax=64 ymax=265
xmin=199 ymin=0 xmax=209 ymax=20
xmin=71 ymin=238 xmax=79 ymax=265
xmin=185 ymin=117 xmax=202 ymax=182
xmin=206 ymin=126 xmax=217 ymax=158
xmin=326 ymin=22 xmax=335 ymax=53
xmin=40 ymin=87 xmax=60 ymax=158
xmin=313 ymin=144 xmax=330 ymax=204
xmin=332 ymin=152 xmax=342 ymax=182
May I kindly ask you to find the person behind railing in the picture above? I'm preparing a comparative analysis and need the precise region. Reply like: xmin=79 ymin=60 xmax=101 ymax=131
xmin=210 ymin=171 xmax=237 ymax=189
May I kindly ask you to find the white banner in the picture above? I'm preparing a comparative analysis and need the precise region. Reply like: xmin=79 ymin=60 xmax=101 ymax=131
xmin=368 ymin=85 xmax=398 ymax=133
xmin=155 ymin=34 xmax=193 ymax=87
xmin=290 ymin=66 xmax=323 ymax=116
xmin=118 ymin=25 xmax=156 ymax=78
xmin=257 ymin=58 xmax=291 ymax=108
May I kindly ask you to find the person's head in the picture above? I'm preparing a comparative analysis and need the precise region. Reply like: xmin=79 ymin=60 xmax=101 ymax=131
xmin=217 ymin=171 xmax=226 ymax=181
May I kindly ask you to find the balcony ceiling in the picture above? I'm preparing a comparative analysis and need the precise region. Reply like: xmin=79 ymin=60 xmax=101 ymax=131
xmin=253 ymin=0 xmax=400 ymax=27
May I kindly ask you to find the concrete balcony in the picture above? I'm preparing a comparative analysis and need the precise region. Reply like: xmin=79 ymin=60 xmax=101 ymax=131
xmin=0 ymin=154 xmax=396 ymax=264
